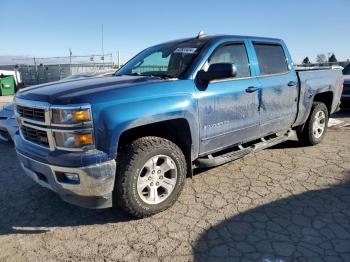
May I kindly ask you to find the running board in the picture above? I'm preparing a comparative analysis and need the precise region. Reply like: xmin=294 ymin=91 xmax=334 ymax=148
xmin=195 ymin=130 xmax=293 ymax=168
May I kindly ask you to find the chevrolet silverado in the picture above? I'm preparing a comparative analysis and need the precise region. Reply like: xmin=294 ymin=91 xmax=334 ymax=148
xmin=14 ymin=34 xmax=343 ymax=217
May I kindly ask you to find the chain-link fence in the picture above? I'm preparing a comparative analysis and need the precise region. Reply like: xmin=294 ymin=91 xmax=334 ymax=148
xmin=0 ymin=53 xmax=118 ymax=85
xmin=0 ymin=63 xmax=115 ymax=85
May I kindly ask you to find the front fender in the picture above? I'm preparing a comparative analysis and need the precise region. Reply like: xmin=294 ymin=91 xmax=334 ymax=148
xmin=94 ymin=92 xmax=199 ymax=160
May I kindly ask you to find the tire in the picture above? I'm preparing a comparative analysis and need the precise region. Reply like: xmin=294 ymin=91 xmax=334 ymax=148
xmin=114 ymin=136 xmax=187 ymax=218
xmin=297 ymin=102 xmax=329 ymax=146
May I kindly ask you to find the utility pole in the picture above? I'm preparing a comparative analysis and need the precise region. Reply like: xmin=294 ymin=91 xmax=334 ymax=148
xmin=69 ymin=48 xmax=72 ymax=75
xmin=33 ymin=56 xmax=38 ymax=84
xmin=101 ymin=24 xmax=105 ymax=69
xmin=117 ymin=50 xmax=120 ymax=69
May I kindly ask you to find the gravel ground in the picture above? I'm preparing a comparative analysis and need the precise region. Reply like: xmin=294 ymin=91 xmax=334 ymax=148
xmin=0 ymin=112 xmax=349 ymax=262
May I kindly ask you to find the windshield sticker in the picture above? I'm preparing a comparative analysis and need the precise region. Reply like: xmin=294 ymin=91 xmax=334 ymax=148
xmin=174 ymin=48 xmax=198 ymax=54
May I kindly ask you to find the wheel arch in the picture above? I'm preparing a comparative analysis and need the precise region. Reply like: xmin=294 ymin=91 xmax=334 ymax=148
xmin=294 ymin=91 xmax=333 ymax=132
xmin=118 ymin=118 xmax=192 ymax=155
xmin=313 ymin=91 xmax=333 ymax=115
xmin=114 ymin=118 xmax=196 ymax=177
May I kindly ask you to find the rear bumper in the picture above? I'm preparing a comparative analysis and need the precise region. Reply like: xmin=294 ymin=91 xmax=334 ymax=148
xmin=17 ymin=152 xmax=116 ymax=209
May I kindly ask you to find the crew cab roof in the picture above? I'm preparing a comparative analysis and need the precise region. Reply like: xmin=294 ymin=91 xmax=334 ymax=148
xmin=159 ymin=34 xmax=283 ymax=46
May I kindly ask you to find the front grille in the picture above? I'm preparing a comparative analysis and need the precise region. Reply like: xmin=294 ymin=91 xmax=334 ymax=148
xmin=343 ymin=84 xmax=350 ymax=95
xmin=21 ymin=125 xmax=49 ymax=147
xmin=17 ymin=105 xmax=45 ymax=122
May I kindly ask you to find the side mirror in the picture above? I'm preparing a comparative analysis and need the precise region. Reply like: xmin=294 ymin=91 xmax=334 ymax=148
xmin=196 ymin=63 xmax=237 ymax=86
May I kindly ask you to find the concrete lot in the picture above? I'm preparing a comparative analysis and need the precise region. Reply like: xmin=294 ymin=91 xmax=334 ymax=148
xmin=0 ymin=112 xmax=349 ymax=262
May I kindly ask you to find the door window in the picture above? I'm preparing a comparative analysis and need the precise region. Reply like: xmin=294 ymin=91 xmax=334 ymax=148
xmin=253 ymin=43 xmax=289 ymax=75
xmin=205 ymin=43 xmax=251 ymax=78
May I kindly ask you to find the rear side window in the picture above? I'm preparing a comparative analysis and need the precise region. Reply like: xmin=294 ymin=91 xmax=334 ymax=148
xmin=208 ymin=43 xmax=251 ymax=78
xmin=253 ymin=43 xmax=289 ymax=75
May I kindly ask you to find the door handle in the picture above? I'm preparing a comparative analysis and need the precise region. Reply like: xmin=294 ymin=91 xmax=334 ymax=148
xmin=245 ymin=86 xmax=260 ymax=93
xmin=288 ymin=81 xmax=297 ymax=86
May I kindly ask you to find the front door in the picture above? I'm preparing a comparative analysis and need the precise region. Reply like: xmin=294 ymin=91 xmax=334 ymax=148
xmin=197 ymin=42 xmax=261 ymax=155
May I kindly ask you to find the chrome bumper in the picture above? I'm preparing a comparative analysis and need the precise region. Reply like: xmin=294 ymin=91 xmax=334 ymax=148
xmin=17 ymin=152 xmax=116 ymax=208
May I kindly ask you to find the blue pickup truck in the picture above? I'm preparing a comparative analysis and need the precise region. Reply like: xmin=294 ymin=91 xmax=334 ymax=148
xmin=14 ymin=34 xmax=343 ymax=217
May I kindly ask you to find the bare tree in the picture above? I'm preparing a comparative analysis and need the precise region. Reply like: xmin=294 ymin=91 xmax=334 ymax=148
xmin=316 ymin=54 xmax=327 ymax=63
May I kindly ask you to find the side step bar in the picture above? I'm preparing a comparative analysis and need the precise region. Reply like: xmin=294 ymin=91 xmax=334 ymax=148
xmin=195 ymin=130 xmax=293 ymax=168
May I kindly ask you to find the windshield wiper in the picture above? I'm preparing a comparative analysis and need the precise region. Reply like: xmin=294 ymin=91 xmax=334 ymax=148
xmin=123 ymin=72 xmax=142 ymax=76
xmin=143 ymin=73 xmax=176 ymax=79
xmin=120 ymin=72 xmax=176 ymax=79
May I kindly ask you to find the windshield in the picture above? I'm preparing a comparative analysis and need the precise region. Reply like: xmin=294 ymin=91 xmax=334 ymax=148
xmin=343 ymin=64 xmax=350 ymax=75
xmin=116 ymin=38 xmax=208 ymax=79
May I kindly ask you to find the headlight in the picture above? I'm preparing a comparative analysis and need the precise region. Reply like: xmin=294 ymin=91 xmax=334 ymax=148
xmin=51 ymin=107 xmax=92 ymax=125
xmin=54 ymin=131 xmax=94 ymax=149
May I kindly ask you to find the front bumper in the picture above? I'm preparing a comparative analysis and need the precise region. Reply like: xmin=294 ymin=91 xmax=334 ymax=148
xmin=17 ymin=152 xmax=116 ymax=209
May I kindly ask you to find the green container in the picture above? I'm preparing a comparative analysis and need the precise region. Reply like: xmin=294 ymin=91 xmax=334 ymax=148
xmin=0 ymin=76 xmax=15 ymax=96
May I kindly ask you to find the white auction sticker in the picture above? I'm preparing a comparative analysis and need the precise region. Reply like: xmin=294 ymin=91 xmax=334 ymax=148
xmin=174 ymin=48 xmax=197 ymax=54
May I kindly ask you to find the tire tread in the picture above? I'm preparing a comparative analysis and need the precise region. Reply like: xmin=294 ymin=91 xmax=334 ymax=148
xmin=114 ymin=136 xmax=186 ymax=218
xmin=297 ymin=102 xmax=328 ymax=146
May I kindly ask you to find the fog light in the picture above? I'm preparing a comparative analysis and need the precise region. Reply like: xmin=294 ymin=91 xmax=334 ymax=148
xmin=55 ymin=172 xmax=80 ymax=184
xmin=66 ymin=173 xmax=80 ymax=182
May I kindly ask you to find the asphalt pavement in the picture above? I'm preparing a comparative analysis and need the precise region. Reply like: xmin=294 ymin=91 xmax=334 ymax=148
xmin=0 ymin=110 xmax=349 ymax=262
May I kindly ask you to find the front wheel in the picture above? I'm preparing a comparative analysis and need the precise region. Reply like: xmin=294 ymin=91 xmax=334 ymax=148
xmin=114 ymin=136 xmax=187 ymax=218
xmin=297 ymin=102 xmax=329 ymax=146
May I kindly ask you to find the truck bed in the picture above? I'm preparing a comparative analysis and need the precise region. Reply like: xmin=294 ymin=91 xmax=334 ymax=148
xmin=293 ymin=68 xmax=343 ymax=127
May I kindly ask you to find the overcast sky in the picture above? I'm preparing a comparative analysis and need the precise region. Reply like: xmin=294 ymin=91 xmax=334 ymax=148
xmin=1 ymin=0 xmax=349 ymax=64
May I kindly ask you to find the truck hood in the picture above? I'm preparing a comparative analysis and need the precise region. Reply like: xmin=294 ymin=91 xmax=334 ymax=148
xmin=16 ymin=75 xmax=164 ymax=104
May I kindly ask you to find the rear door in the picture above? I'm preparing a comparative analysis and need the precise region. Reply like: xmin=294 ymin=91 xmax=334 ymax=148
xmin=196 ymin=41 xmax=262 ymax=155
xmin=251 ymin=41 xmax=299 ymax=135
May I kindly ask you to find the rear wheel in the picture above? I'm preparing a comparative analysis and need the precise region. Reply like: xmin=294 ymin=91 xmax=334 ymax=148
xmin=297 ymin=102 xmax=328 ymax=146
xmin=114 ymin=136 xmax=187 ymax=218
